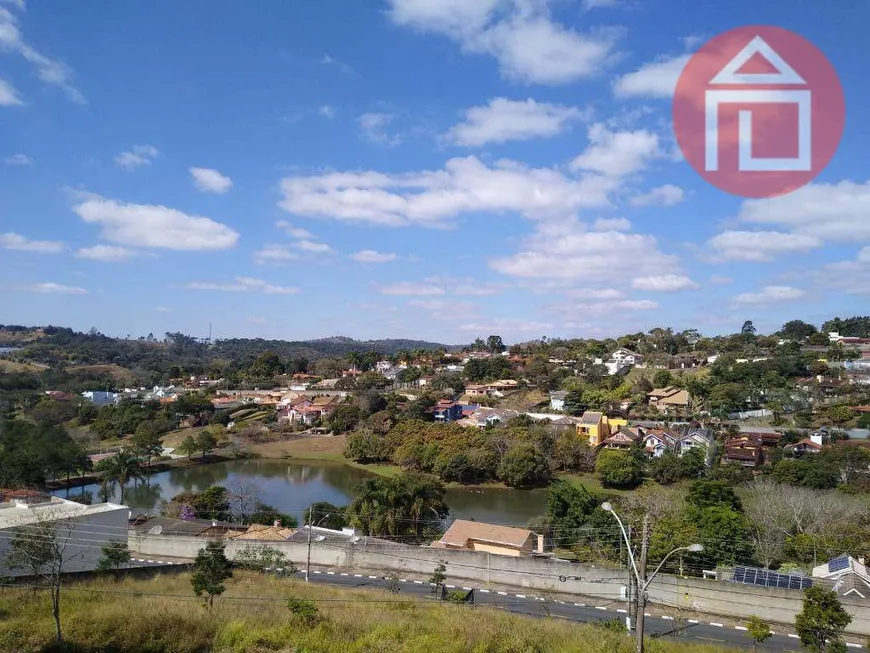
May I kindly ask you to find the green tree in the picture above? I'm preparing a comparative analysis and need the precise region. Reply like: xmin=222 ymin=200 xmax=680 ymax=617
xmin=97 ymin=540 xmax=131 ymax=573
xmin=652 ymin=370 xmax=673 ymax=388
xmin=346 ymin=473 xmax=447 ymax=542
xmin=328 ymin=405 xmax=362 ymax=433
xmin=795 ymin=586 xmax=852 ymax=652
xmin=196 ymin=429 xmax=219 ymax=457
xmin=177 ymin=434 xmax=198 ymax=459
xmin=546 ymin=479 xmax=597 ymax=539
xmin=430 ymin=560 xmax=447 ymax=594
xmin=191 ymin=541 xmax=233 ymax=610
xmin=249 ymin=502 xmax=298 ymax=528
xmin=235 ymin=544 xmax=296 ymax=575
xmin=742 ymin=320 xmax=757 ymax=335
xmin=304 ymin=501 xmax=348 ymax=530
xmin=131 ymin=422 xmax=164 ymax=465
xmin=595 ymin=450 xmax=643 ymax=489
xmin=497 ymin=442 xmax=551 ymax=488
xmin=687 ymin=480 xmax=742 ymax=511
xmin=96 ymin=451 xmax=145 ymax=504
xmin=747 ymin=615 xmax=772 ymax=649
xmin=780 ymin=320 xmax=818 ymax=341
xmin=345 ymin=430 xmax=388 ymax=463
xmin=688 ymin=505 xmax=753 ymax=566
xmin=825 ymin=405 xmax=853 ymax=427
xmin=486 ymin=334 xmax=506 ymax=354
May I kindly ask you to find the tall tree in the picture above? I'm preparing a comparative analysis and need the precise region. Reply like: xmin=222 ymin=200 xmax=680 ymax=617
xmin=795 ymin=586 xmax=852 ymax=652
xmin=741 ymin=320 xmax=757 ymax=335
xmin=486 ymin=335 xmax=506 ymax=354
xmin=96 ymin=451 xmax=144 ymax=504
xmin=191 ymin=542 xmax=233 ymax=610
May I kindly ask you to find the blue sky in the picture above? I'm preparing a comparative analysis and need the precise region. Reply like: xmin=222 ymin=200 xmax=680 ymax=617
xmin=2 ymin=0 xmax=869 ymax=344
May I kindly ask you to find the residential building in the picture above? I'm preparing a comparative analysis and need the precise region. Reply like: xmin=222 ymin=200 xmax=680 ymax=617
xmin=131 ymin=515 xmax=246 ymax=538
xmin=599 ymin=428 xmax=640 ymax=452
xmin=577 ymin=411 xmax=611 ymax=447
xmin=81 ymin=390 xmax=118 ymax=407
xmin=549 ymin=391 xmax=567 ymax=412
xmin=812 ymin=555 xmax=870 ymax=598
xmin=464 ymin=384 xmax=490 ymax=397
xmin=459 ymin=407 xmax=519 ymax=428
xmin=646 ymin=386 xmax=691 ymax=414
xmin=784 ymin=437 xmax=824 ymax=457
xmin=432 ymin=399 xmax=463 ymax=422
xmin=230 ymin=522 xmax=297 ymax=542
xmin=431 ymin=519 xmax=544 ymax=557
xmin=0 ymin=494 xmax=129 ymax=577
xmin=641 ymin=429 xmax=678 ymax=457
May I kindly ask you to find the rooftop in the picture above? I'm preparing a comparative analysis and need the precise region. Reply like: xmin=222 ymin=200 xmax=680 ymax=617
xmin=436 ymin=519 xmax=536 ymax=549
xmin=0 ymin=496 xmax=126 ymax=530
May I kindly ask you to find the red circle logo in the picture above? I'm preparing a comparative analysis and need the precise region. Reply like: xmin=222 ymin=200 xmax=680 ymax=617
xmin=673 ymin=25 xmax=845 ymax=198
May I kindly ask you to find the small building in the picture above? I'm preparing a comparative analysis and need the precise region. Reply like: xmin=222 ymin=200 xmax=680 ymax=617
xmin=433 ymin=399 xmax=463 ymax=422
xmin=81 ymin=390 xmax=118 ymax=407
xmin=577 ymin=411 xmax=611 ymax=447
xmin=431 ymin=519 xmax=544 ymax=557
xmin=0 ymin=494 xmax=129 ymax=577
xmin=646 ymin=387 xmax=690 ymax=414
xmin=784 ymin=436 xmax=824 ymax=457
xmin=130 ymin=515 xmax=246 ymax=539
xmin=549 ymin=391 xmax=568 ymax=412
xmin=813 ymin=555 xmax=870 ymax=598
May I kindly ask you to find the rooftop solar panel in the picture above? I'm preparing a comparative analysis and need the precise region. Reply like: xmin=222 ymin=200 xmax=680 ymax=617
xmin=828 ymin=556 xmax=850 ymax=573
xmin=729 ymin=566 xmax=812 ymax=591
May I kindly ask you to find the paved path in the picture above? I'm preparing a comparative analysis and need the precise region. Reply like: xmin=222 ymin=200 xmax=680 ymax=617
xmin=300 ymin=568 xmax=864 ymax=652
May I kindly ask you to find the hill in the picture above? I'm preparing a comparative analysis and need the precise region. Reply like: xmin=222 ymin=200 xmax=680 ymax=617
xmin=0 ymin=571 xmax=736 ymax=653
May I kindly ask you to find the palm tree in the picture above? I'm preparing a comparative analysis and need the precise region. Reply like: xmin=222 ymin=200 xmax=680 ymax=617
xmin=97 ymin=451 xmax=145 ymax=504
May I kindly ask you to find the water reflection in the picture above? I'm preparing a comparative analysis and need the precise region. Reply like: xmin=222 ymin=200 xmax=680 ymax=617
xmin=57 ymin=460 xmax=547 ymax=526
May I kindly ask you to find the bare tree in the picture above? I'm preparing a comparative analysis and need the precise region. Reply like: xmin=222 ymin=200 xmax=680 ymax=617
xmin=4 ymin=516 xmax=77 ymax=643
xmin=228 ymin=481 xmax=264 ymax=524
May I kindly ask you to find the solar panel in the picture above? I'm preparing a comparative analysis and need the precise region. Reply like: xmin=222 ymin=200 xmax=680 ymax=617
xmin=829 ymin=556 xmax=850 ymax=573
xmin=729 ymin=566 xmax=812 ymax=591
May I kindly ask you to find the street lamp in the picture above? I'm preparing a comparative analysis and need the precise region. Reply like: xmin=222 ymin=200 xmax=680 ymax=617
xmin=305 ymin=510 xmax=331 ymax=583
xmin=602 ymin=502 xmax=702 ymax=653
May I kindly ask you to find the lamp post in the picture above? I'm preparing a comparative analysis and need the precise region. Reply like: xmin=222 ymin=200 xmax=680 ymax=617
xmin=601 ymin=502 xmax=702 ymax=653
xmin=305 ymin=509 xmax=331 ymax=583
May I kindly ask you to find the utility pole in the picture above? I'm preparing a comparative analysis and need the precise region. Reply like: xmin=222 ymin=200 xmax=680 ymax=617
xmin=305 ymin=505 xmax=313 ymax=583
xmin=625 ymin=524 xmax=633 ymax=632
xmin=635 ymin=514 xmax=650 ymax=653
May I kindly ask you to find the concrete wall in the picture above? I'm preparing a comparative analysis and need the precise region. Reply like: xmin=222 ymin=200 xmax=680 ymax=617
xmin=1 ymin=507 xmax=130 ymax=576
xmin=129 ymin=533 xmax=870 ymax=635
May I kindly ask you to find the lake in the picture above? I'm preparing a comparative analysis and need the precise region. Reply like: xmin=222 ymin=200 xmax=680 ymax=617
xmin=61 ymin=459 xmax=548 ymax=527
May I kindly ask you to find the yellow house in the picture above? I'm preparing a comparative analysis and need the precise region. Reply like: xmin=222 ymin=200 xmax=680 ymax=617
xmin=577 ymin=411 xmax=612 ymax=447
xmin=431 ymin=519 xmax=543 ymax=557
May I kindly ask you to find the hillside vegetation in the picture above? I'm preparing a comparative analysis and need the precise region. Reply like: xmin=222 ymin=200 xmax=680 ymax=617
xmin=0 ymin=572 xmax=737 ymax=653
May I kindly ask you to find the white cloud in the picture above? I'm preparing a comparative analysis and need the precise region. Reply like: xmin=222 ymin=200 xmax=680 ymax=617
xmin=708 ymin=230 xmax=822 ymax=262
xmin=459 ymin=317 xmax=555 ymax=333
xmin=154 ymin=306 xmax=171 ymax=313
xmin=320 ymin=53 xmax=357 ymax=75
xmin=732 ymin=285 xmax=805 ymax=305
xmin=72 ymin=194 xmax=239 ymax=251
xmin=563 ymin=287 xmax=624 ymax=299
xmin=4 ymin=153 xmax=31 ymax=165
xmin=445 ymin=97 xmax=586 ymax=146
xmin=570 ymin=123 xmax=660 ymax=177
xmin=358 ymin=112 xmax=401 ymax=146
xmin=319 ymin=105 xmax=336 ymax=118
xmin=75 ymin=245 xmax=136 ymax=262
xmin=490 ymin=220 xmax=679 ymax=282
xmin=592 ymin=217 xmax=630 ymax=231
xmin=738 ymin=180 xmax=870 ymax=241
xmin=0 ymin=77 xmax=23 ymax=105
xmin=183 ymin=277 xmax=299 ymax=295
xmin=386 ymin=0 xmax=619 ymax=85
xmin=814 ymin=249 xmax=870 ymax=295
xmin=295 ymin=240 xmax=332 ymax=253
xmin=14 ymin=282 xmax=87 ymax=295
xmin=0 ymin=6 xmax=84 ymax=103
xmin=115 ymin=145 xmax=159 ymax=171
xmin=0 ymin=232 xmax=64 ymax=253
xmin=583 ymin=0 xmax=620 ymax=8
xmin=613 ymin=54 xmax=689 ymax=99
xmin=253 ymin=244 xmax=300 ymax=266
xmin=379 ymin=282 xmax=445 ymax=296
xmin=189 ymin=167 xmax=233 ymax=194
xmin=275 ymin=220 xmax=315 ymax=240
xmin=630 ymin=184 xmax=684 ymax=207
xmin=631 ymin=274 xmax=700 ymax=292
xmin=350 ymin=250 xmax=398 ymax=263
xmin=279 ymin=155 xmax=616 ymax=228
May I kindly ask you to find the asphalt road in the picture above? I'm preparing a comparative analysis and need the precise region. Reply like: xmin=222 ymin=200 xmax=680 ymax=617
xmin=300 ymin=568 xmax=864 ymax=652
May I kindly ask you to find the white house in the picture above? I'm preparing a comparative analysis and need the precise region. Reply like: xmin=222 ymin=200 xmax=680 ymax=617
xmin=0 ymin=493 xmax=129 ymax=577
xmin=813 ymin=555 xmax=870 ymax=598
xmin=549 ymin=391 xmax=567 ymax=412
xmin=81 ymin=390 xmax=118 ymax=407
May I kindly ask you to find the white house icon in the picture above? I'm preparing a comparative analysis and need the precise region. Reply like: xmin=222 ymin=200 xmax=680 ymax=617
xmin=705 ymin=36 xmax=811 ymax=172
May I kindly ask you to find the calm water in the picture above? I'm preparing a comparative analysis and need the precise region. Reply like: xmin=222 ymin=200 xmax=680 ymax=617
xmin=61 ymin=460 xmax=548 ymax=527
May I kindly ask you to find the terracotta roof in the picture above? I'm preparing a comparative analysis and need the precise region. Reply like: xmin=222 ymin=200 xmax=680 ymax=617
xmin=438 ymin=519 xmax=535 ymax=549
xmin=230 ymin=523 xmax=297 ymax=541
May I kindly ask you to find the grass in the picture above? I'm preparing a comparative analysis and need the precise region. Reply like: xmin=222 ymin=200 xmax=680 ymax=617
xmin=0 ymin=358 xmax=49 ymax=372
xmin=251 ymin=435 xmax=403 ymax=478
xmin=65 ymin=363 xmax=135 ymax=383
xmin=557 ymin=472 xmax=632 ymax=497
xmin=0 ymin=571 xmax=737 ymax=653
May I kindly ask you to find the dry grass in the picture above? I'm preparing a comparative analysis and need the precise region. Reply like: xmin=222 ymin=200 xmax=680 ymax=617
xmin=0 ymin=572 xmax=737 ymax=653
xmin=65 ymin=363 xmax=135 ymax=383
xmin=251 ymin=435 xmax=402 ymax=478
xmin=0 ymin=358 xmax=49 ymax=373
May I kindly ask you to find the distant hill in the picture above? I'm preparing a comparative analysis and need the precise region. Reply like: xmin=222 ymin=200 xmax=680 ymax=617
xmin=211 ymin=336 xmax=457 ymax=360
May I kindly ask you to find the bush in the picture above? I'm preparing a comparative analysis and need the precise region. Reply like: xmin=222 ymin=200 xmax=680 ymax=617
xmin=595 ymin=450 xmax=642 ymax=489
xmin=497 ymin=443 xmax=551 ymax=488
xmin=286 ymin=596 xmax=320 ymax=626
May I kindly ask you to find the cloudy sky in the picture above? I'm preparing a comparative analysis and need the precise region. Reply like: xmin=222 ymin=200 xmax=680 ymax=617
xmin=2 ymin=0 xmax=868 ymax=344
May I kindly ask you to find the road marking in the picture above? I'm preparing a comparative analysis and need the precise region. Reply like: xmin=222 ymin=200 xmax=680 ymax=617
xmin=595 ymin=606 xmax=606 ymax=611
xmin=463 ymin=587 xmax=472 ymax=591
xmin=479 ymin=589 xmax=489 ymax=593
xmin=663 ymin=616 xmax=674 ymax=621
xmin=340 ymin=573 xmax=349 ymax=576
xmin=846 ymin=644 xmax=862 ymax=649
xmin=616 ymin=609 xmax=627 ymax=614
xmin=400 ymin=579 xmax=408 ymax=583
xmin=413 ymin=580 xmax=423 ymax=584
xmin=326 ymin=571 xmax=335 ymax=575
xmin=788 ymin=634 xmax=800 ymax=639
xmin=497 ymin=591 xmax=507 ymax=596
xmin=314 ymin=571 xmax=322 ymax=574
xmin=644 ymin=613 xmax=651 ymax=617
xmin=368 ymin=575 xmax=378 ymax=579
xmin=354 ymin=574 xmax=362 ymax=578
xmin=574 ymin=603 xmax=585 ymax=607
xmin=735 ymin=626 xmax=748 ymax=631
xmin=516 ymin=594 xmax=526 ymax=599
xmin=147 ymin=560 xmax=154 ymax=563
xmin=710 ymin=623 xmax=723 ymax=628
xmin=446 ymin=585 xmax=455 ymax=589
xmin=688 ymin=619 xmax=699 ymax=624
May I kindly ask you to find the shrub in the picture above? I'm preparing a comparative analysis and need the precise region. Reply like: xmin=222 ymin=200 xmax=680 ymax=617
xmin=286 ymin=596 xmax=320 ymax=626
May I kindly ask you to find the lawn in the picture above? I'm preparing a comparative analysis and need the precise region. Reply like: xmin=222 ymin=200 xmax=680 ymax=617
xmin=0 ymin=571 xmax=738 ymax=653
xmin=557 ymin=472 xmax=633 ymax=497
xmin=251 ymin=435 xmax=403 ymax=478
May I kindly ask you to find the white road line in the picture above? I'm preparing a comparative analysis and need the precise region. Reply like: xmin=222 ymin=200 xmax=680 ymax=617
xmin=497 ymin=591 xmax=507 ymax=596
xmin=710 ymin=623 xmax=723 ymax=628
xmin=515 ymin=594 xmax=526 ymax=599
xmin=326 ymin=571 xmax=335 ymax=575
xmin=314 ymin=571 xmax=322 ymax=574
xmin=354 ymin=574 xmax=362 ymax=578
xmin=463 ymin=587 xmax=472 ymax=591
xmin=399 ymin=579 xmax=408 ymax=583
xmin=147 ymin=560 xmax=154 ymax=563
xmin=788 ymin=634 xmax=800 ymax=639
xmin=340 ymin=573 xmax=349 ymax=576
xmin=595 ymin=606 xmax=606 ymax=611
xmin=644 ymin=613 xmax=651 ymax=618
xmin=688 ymin=619 xmax=699 ymax=624
xmin=413 ymin=580 xmax=423 ymax=584
xmin=446 ymin=585 xmax=456 ymax=589
xmin=574 ymin=603 xmax=585 ymax=607
xmin=368 ymin=575 xmax=378 ymax=579
xmin=735 ymin=626 xmax=748 ymax=631
xmin=846 ymin=643 xmax=862 ymax=649
xmin=662 ymin=616 xmax=674 ymax=621
xmin=616 ymin=609 xmax=627 ymax=614
xmin=479 ymin=589 xmax=489 ymax=593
